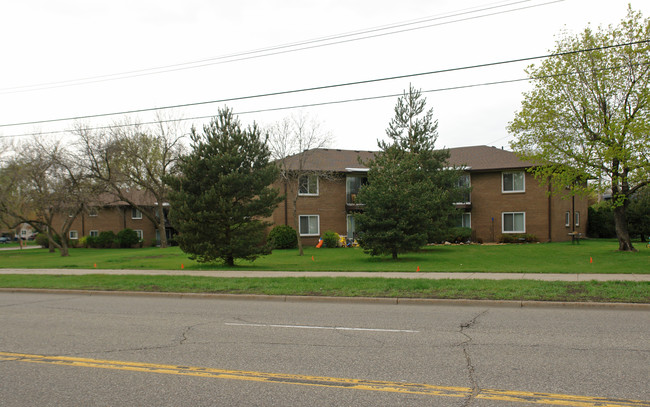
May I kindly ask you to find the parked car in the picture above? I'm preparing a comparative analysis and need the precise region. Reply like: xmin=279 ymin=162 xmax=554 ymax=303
xmin=0 ymin=236 xmax=10 ymax=243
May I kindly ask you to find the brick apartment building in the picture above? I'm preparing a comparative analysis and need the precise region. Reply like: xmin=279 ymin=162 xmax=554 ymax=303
xmin=55 ymin=190 xmax=170 ymax=246
xmin=271 ymin=146 xmax=589 ymax=245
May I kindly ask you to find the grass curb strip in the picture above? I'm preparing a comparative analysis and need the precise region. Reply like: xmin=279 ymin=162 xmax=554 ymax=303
xmin=2 ymin=288 xmax=649 ymax=310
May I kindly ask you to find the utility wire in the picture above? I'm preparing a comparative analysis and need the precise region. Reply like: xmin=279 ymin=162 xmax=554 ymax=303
xmin=0 ymin=77 xmax=530 ymax=139
xmin=1 ymin=38 xmax=647 ymax=130
xmin=7 ymin=60 xmax=647 ymax=139
xmin=1 ymin=0 xmax=560 ymax=94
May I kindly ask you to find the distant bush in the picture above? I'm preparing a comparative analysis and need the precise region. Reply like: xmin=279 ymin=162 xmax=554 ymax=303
xmin=322 ymin=230 xmax=340 ymax=248
xmin=588 ymin=202 xmax=615 ymax=238
xmin=447 ymin=227 xmax=472 ymax=243
xmin=97 ymin=231 xmax=117 ymax=248
xmin=117 ymin=228 xmax=140 ymax=248
xmin=85 ymin=236 xmax=98 ymax=248
xmin=499 ymin=233 xmax=537 ymax=243
xmin=35 ymin=233 xmax=49 ymax=248
xmin=267 ymin=225 xmax=297 ymax=249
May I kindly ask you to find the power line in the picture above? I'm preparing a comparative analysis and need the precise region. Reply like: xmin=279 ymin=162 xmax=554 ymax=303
xmin=0 ymin=77 xmax=531 ymax=139
xmin=0 ymin=0 xmax=562 ymax=94
xmin=1 ymin=39 xmax=646 ymax=130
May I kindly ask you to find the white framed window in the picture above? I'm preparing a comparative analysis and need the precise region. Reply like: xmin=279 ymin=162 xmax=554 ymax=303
xmin=565 ymin=211 xmax=571 ymax=227
xmin=69 ymin=230 xmax=79 ymax=240
xmin=299 ymin=215 xmax=320 ymax=236
xmin=502 ymin=171 xmax=525 ymax=193
xmin=88 ymin=208 xmax=98 ymax=217
xmin=21 ymin=229 xmax=27 ymax=237
xmin=89 ymin=230 xmax=99 ymax=237
xmin=574 ymin=211 xmax=580 ymax=227
xmin=134 ymin=229 xmax=144 ymax=240
xmin=502 ymin=212 xmax=525 ymax=233
xmin=298 ymin=174 xmax=319 ymax=196
xmin=131 ymin=208 xmax=142 ymax=219
xmin=457 ymin=212 xmax=471 ymax=228
xmin=456 ymin=173 xmax=471 ymax=204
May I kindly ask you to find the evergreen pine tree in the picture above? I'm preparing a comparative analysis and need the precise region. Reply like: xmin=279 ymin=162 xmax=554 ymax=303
xmin=356 ymin=86 xmax=463 ymax=259
xmin=166 ymin=108 xmax=281 ymax=266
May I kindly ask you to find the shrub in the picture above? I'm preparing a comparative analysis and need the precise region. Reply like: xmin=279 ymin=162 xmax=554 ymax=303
xmin=588 ymin=202 xmax=615 ymax=238
xmin=322 ymin=230 xmax=340 ymax=248
xmin=117 ymin=228 xmax=140 ymax=248
xmin=85 ymin=236 xmax=98 ymax=248
xmin=35 ymin=233 xmax=49 ymax=248
xmin=499 ymin=233 xmax=537 ymax=243
xmin=267 ymin=225 xmax=297 ymax=249
xmin=447 ymin=227 xmax=472 ymax=243
xmin=78 ymin=236 xmax=88 ymax=248
xmin=97 ymin=231 xmax=117 ymax=248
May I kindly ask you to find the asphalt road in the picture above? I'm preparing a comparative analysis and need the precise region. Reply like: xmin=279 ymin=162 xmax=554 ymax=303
xmin=1 ymin=292 xmax=648 ymax=406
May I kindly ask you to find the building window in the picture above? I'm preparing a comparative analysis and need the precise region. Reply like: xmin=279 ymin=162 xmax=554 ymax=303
xmin=575 ymin=211 xmax=580 ymax=227
xmin=502 ymin=171 xmax=525 ymax=193
xmin=88 ymin=208 xmax=98 ymax=217
xmin=89 ymin=230 xmax=99 ymax=237
xmin=134 ymin=230 xmax=143 ymax=240
xmin=502 ymin=212 xmax=525 ymax=233
xmin=346 ymin=175 xmax=367 ymax=203
xmin=456 ymin=173 xmax=471 ymax=204
xmin=298 ymin=174 xmax=319 ymax=196
xmin=299 ymin=215 xmax=319 ymax=236
xmin=69 ymin=230 xmax=79 ymax=240
xmin=565 ymin=211 xmax=571 ymax=227
xmin=132 ymin=208 xmax=142 ymax=219
xmin=456 ymin=212 xmax=471 ymax=228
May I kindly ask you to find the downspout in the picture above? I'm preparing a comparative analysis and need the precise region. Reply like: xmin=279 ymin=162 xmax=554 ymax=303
xmin=572 ymin=194 xmax=576 ymax=233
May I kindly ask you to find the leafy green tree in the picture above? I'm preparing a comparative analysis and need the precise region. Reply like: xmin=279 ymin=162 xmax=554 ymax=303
xmin=166 ymin=108 xmax=281 ymax=266
xmin=356 ymin=86 xmax=463 ymax=260
xmin=508 ymin=6 xmax=650 ymax=251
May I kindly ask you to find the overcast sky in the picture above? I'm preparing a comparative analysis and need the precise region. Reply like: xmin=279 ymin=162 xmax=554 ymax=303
xmin=1 ymin=0 xmax=647 ymax=152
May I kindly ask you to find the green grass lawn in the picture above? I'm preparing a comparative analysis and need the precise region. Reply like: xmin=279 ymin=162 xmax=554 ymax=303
xmin=0 ymin=239 xmax=648 ymax=273
xmin=0 ymin=275 xmax=648 ymax=303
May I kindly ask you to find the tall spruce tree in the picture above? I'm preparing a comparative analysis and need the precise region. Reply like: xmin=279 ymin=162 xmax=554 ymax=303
xmin=356 ymin=86 xmax=463 ymax=260
xmin=166 ymin=108 xmax=281 ymax=266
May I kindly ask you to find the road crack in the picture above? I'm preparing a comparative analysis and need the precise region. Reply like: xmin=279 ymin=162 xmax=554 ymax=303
xmin=459 ymin=310 xmax=488 ymax=407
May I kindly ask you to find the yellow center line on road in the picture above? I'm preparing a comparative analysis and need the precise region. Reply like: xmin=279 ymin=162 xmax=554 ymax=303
xmin=1 ymin=352 xmax=648 ymax=406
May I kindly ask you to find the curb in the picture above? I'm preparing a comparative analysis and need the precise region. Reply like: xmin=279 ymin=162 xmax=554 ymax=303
xmin=1 ymin=288 xmax=649 ymax=310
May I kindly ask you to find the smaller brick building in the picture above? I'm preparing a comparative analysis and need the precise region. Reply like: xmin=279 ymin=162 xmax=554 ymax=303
xmin=56 ymin=190 xmax=170 ymax=246
xmin=272 ymin=146 xmax=589 ymax=245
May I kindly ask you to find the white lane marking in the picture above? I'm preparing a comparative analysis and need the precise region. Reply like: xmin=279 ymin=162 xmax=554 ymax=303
xmin=225 ymin=322 xmax=418 ymax=333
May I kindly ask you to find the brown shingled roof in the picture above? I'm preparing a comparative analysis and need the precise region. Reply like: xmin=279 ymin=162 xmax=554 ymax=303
xmin=278 ymin=146 xmax=533 ymax=172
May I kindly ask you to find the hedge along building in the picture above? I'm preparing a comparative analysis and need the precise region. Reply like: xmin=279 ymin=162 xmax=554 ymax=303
xmin=51 ymin=190 xmax=173 ymax=247
xmin=271 ymin=146 xmax=589 ymax=246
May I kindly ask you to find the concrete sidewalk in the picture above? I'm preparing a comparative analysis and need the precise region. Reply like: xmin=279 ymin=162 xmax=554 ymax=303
xmin=0 ymin=268 xmax=648 ymax=281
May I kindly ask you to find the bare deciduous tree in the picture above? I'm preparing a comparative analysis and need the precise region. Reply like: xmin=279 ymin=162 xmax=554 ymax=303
xmin=0 ymin=137 xmax=96 ymax=256
xmin=268 ymin=113 xmax=331 ymax=256
xmin=76 ymin=112 xmax=186 ymax=248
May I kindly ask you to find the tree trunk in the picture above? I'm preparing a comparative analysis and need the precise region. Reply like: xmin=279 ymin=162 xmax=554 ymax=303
xmin=392 ymin=249 xmax=398 ymax=260
xmin=157 ymin=202 xmax=168 ymax=248
xmin=613 ymin=204 xmax=636 ymax=252
xmin=226 ymin=255 xmax=234 ymax=267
